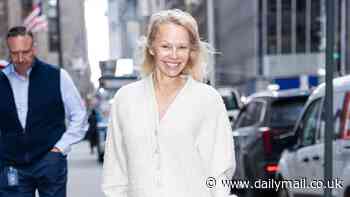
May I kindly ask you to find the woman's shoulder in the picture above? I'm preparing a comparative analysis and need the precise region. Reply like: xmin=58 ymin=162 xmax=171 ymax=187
xmin=190 ymin=80 xmax=227 ymax=113
xmin=112 ymin=78 xmax=147 ymax=101
xmin=190 ymin=79 xmax=222 ymax=101
xmin=188 ymin=79 xmax=226 ymax=113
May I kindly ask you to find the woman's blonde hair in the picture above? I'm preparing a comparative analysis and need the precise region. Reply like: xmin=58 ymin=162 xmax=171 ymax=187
xmin=137 ymin=9 xmax=212 ymax=82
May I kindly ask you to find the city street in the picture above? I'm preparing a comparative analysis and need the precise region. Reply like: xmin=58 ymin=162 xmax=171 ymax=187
xmin=2 ymin=1 xmax=350 ymax=197
xmin=67 ymin=141 xmax=104 ymax=197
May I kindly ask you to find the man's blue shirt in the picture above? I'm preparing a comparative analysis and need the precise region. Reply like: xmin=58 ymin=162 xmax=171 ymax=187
xmin=1 ymin=63 xmax=88 ymax=154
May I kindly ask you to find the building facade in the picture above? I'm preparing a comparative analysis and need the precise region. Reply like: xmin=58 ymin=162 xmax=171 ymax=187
xmin=108 ymin=0 xmax=141 ymax=60
xmin=59 ymin=0 xmax=93 ymax=99
xmin=188 ymin=0 xmax=349 ymax=94
xmin=105 ymin=0 xmax=350 ymax=94
xmin=0 ymin=0 xmax=9 ymax=59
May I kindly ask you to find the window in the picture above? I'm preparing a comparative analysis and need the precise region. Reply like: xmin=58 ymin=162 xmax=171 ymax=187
xmin=296 ymin=0 xmax=306 ymax=53
xmin=264 ymin=0 xmax=324 ymax=55
xmin=21 ymin=0 xmax=33 ymax=19
xmin=47 ymin=0 xmax=59 ymax=52
xmin=310 ymin=0 xmax=321 ymax=52
xmin=316 ymin=91 xmax=350 ymax=143
xmin=296 ymin=99 xmax=322 ymax=147
xmin=235 ymin=101 xmax=264 ymax=128
xmin=48 ymin=17 xmax=59 ymax=52
xmin=267 ymin=0 xmax=277 ymax=54
xmin=270 ymin=96 xmax=308 ymax=127
xmin=337 ymin=92 xmax=350 ymax=139
xmin=281 ymin=0 xmax=292 ymax=53
xmin=222 ymin=94 xmax=239 ymax=110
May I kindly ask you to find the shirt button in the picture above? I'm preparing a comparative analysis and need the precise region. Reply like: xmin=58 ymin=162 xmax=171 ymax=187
xmin=155 ymin=172 xmax=162 ymax=187
xmin=154 ymin=144 xmax=160 ymax=154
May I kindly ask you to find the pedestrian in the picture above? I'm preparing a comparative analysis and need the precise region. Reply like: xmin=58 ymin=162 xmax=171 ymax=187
xmin=102 ymin=9 xmax=235 ymax=197
xmin=86 ymin=109 xmax=98 ymax=154
xmin=0 ymin=26 xmax=87 ymax=197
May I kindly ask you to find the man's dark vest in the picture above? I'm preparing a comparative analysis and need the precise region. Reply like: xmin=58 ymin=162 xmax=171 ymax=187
xmin=0 ymin=58 xmax=66 ymax=165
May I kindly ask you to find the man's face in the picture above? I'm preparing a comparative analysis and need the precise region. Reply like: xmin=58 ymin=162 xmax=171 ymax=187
xmin=7 ymin=35 xmax=35 ymax=69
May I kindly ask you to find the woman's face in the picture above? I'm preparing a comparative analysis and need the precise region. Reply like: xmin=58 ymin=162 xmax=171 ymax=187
xmin=151 ymin=23 xmax=191 ymax=79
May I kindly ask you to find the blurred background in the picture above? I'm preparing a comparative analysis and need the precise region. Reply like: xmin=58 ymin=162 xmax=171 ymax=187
xmin=1 ymin=0 xmax=349 ymax=98
xmin=1 ymin=0 xmax=350 ymax=196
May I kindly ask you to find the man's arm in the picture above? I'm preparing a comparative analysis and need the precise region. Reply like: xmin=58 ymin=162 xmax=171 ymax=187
xmin=54 ymin=69 xmax=88 ymax=154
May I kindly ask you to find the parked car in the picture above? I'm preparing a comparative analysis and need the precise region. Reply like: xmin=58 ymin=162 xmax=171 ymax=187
xmin=277 ymin=75 xmax=350 ymax=197
xmin=217 ymin=87 xmax=242 ymax=123
xmin=231 ymin=88 xmax=310 ymax=196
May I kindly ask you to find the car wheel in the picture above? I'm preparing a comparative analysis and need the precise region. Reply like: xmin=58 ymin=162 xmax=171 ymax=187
xmin=344 ymin=187 xmax=350 ymax=197
xmin=277 ymin=182 xmax=289 ymax=197
xmin=244 ymin=189 xmax=257 ymax=197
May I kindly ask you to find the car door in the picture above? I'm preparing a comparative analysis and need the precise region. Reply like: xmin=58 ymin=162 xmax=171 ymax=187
xmin=313 ymin=91 xmax=350 ymax=197
xmin=232 ymin=100 xmax=266 ymax=180
xmin=336 ymin=91 xmax=350 ymax=197
xmin=288 ymin=98 xmax=322 ymax=196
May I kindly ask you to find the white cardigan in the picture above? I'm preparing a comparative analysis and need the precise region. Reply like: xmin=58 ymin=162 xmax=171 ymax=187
xmin=102 ymin=74 xmax=235 ymax=197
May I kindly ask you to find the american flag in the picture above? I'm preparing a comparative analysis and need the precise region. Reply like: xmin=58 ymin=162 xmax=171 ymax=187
xmin=23 ymin=0 xmax=48 ymax=32
xmin=0 ymin=60 xmax=9 ymax=69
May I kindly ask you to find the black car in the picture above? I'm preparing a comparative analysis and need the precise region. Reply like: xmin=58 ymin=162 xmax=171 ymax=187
xmin=231 ymin=88 xmax=310 ymax=197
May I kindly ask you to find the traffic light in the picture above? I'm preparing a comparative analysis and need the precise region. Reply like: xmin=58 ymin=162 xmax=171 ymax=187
xmin=333 ymin=52 xmax=340 ymax=60
xmin=333 ymin=51 xmax=341 ymax=75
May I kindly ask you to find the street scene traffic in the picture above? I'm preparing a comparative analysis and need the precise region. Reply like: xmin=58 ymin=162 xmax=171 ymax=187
xmin=0 ymin=0 xmax=350 ymax=197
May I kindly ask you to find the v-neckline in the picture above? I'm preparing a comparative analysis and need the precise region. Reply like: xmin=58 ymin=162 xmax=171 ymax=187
xmin=149 ymin=73 xmax=190 ymax=124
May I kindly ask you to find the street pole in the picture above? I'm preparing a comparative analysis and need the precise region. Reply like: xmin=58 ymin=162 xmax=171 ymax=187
xmin=324 ymin=0 xmax=334 ymax=196
xmin=340 ymin=0 xmax=346 ymax=75
xmin=56 ymin=0 xmax=63 ymax=67
xmin=207 ymin=0 xmax=215 ymax=87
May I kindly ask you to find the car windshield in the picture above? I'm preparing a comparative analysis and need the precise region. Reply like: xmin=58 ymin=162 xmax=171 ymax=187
xmin=270 ymin=96 xmax=308 ymax=127
xmin=98 ymin=88 xmax=118 ymax=100
xmin=105 ymin=89 xmax=117 ymax=100
xmin=222 ymin=95 xmax=238 ymax=110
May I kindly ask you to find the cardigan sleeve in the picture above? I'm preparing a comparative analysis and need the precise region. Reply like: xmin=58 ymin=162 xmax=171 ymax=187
xmin=101 ymin=96 xmax=129 ymax=197
xmin=196 ymin=97 xmax=236 ymax=197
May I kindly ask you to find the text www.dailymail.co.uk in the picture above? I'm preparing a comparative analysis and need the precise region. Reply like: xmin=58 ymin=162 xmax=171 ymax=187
xmin=205 ymin=177 xmax=344 ymax=192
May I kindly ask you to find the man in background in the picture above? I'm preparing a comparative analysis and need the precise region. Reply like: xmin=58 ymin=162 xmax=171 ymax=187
xmin=0 ymin=26 xmax=87 ymax=197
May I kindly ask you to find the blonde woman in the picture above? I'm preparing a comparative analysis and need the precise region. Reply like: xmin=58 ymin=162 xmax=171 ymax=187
xmin=102 ymin=9 xmax=235 ymax=197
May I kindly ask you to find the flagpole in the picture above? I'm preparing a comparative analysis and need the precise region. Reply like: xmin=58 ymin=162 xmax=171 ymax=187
xmin=56 ymin=0 xmax=63 ymax=67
